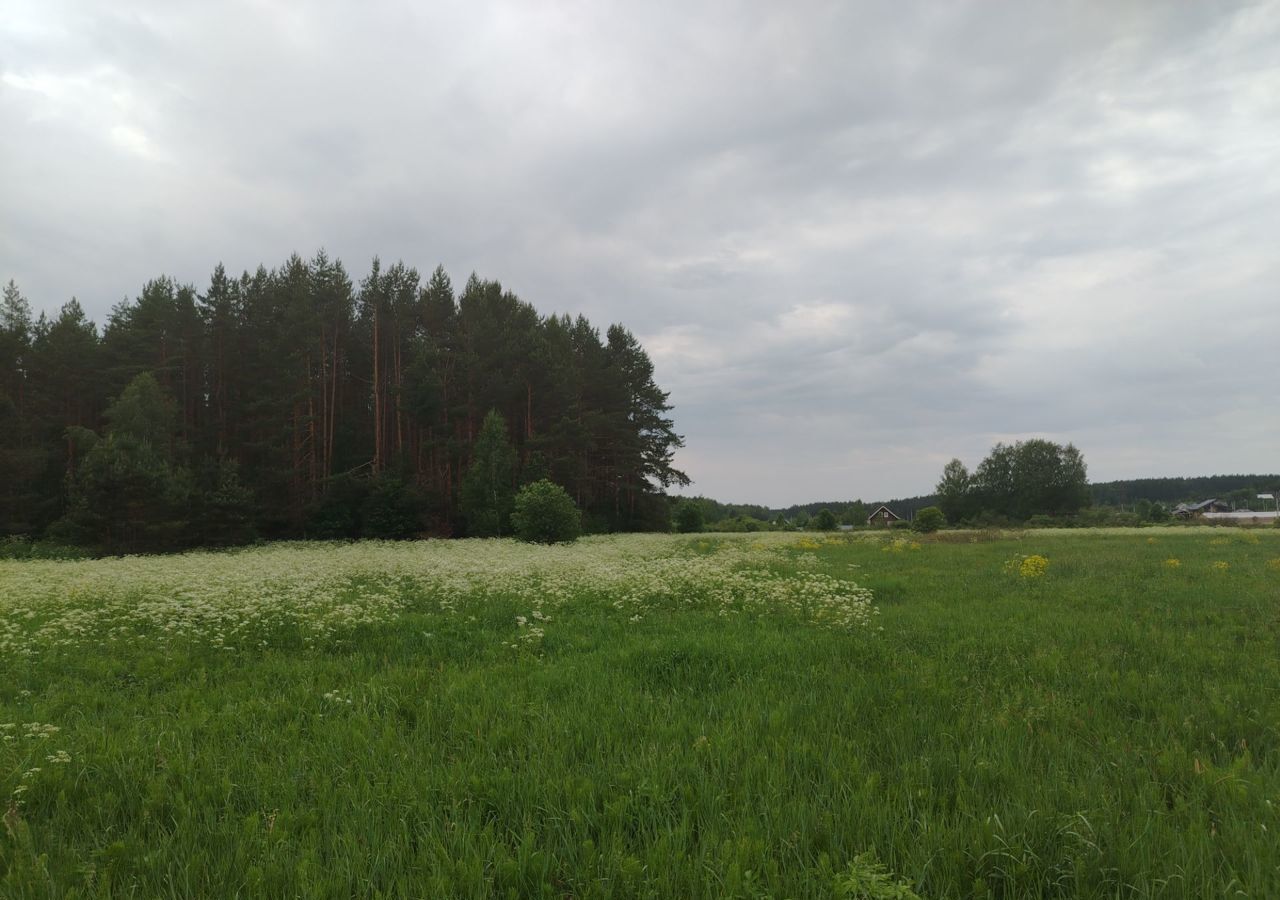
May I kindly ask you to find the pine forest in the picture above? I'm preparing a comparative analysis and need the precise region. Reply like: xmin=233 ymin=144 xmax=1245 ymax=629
xmin=0 ymin=254 xmax=688 ymax=553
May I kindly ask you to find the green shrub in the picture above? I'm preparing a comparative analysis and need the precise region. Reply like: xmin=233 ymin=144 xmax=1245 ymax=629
xmin=711 ymin=515 xmax=768 ymax=533
xmin=305 ymin=497 xmax=359 ymax=540
xmin=510 ymin=480 xmax=581 ymax=544
xmin=199 ymin=461 xmax=257 ymax=546
xmin=30 ymin=541 xmax=95 ymax=560
xmin=911 ymin=506 xmax=946 ymax=533
xmin=833 ymin=852 xmax=922 ymax=899
xmin=0 ymin=536 xmax=96 ymax=560
xmin=361 ymin=476 xmax=424 ymax=540
xmin=304 ymin=476 xmax=366 ymax=540
xmin=0 ymin=536 xmax=32 ymax=560
xmin=813 ymin=508 xmax=838 ymax=531
xmin=673 ymin=500 xmax=704 ymax=533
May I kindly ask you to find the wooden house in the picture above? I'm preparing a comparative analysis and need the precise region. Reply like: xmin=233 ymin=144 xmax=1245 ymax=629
xmin=866 ymin=505 xmax=901 ymax=527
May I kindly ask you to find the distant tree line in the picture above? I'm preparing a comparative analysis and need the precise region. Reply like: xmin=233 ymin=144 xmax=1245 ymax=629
xmin=0 ymin=256 xmax=688 ymax=553
xmin=673 ymin=496 xmax=915 ymax=532
xmin=1090 ymin=474 xmax=1280 ymax=509
xmin=770 ymin=471 xmax=1280 ymax=531
xmin=775 ymin=495 xmax=946 ymax=523
xmin=775 ymin=500 xmax=869 ymax=525
xmin=670 ymin=456 xmax=1278 ymax=535
xmin=709 ymin=441 xmax=1092 ymax=532
xmin=675 ymin=494 xmax=945 ymax=531
xmin=673 ymin=496 xmax=773 ymax=527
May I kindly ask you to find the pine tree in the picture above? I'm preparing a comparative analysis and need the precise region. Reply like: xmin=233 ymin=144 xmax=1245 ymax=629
xmin=0 ymin=282 xmax=39 ymax=532
xmin=27 ymin=299 xmax=104 ymax=528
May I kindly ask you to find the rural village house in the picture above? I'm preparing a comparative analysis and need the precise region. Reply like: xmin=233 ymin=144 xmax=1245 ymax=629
xmin=1172 ymin=499 xmax=1232 ymax=517
xmin=1172 ymin=498 xmax=1279 ymax=523
xmin=867 ymin=505 xmax=902 ymax=527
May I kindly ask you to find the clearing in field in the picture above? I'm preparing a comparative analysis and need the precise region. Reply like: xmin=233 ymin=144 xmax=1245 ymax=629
xmin=2 ymin=529 xmax=1278 ymax=897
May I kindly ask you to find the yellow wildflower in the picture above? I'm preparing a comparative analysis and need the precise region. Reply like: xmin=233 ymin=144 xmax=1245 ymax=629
xmin=1018 ymin=555 xmax=1049 ymax=578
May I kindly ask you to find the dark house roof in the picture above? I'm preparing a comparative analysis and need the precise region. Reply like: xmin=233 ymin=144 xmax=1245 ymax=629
xmin=1173 ymin=498 xmax=1230 ymax=515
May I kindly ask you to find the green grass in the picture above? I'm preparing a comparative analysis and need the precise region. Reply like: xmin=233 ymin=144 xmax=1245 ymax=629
xmin=2 ymin=529 xmax=1278 ymax=897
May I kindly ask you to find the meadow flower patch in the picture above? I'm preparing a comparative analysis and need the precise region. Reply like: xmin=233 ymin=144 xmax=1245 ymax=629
xmin=0 ymin=534 xmax=877 ymax=659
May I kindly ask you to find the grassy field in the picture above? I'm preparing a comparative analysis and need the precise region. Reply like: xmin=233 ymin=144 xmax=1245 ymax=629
xmin=2 ymin=528 xmax=1278 ymax=898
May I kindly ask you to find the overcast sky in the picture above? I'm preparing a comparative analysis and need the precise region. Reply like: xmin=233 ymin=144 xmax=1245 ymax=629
xmin=3 ymin=1 xmax=1278 ymax=506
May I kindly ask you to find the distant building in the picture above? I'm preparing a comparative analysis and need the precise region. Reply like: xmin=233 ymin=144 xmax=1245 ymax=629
xmin=867 ymin=505 xmax=902 ymax=527
xmin=1171 ymin=499 xmax=1232 ymax=518
xmin=1202 ymin=510 xmax=1279 ymax=523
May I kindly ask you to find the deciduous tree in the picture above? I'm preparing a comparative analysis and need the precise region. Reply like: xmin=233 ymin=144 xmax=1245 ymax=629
xmin=460 ymin=410 xmax=518 ymax=537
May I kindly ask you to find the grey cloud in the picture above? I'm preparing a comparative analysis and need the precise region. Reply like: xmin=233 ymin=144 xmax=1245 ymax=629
xmin=3 ymin=0 xmax=1278 ymax=506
